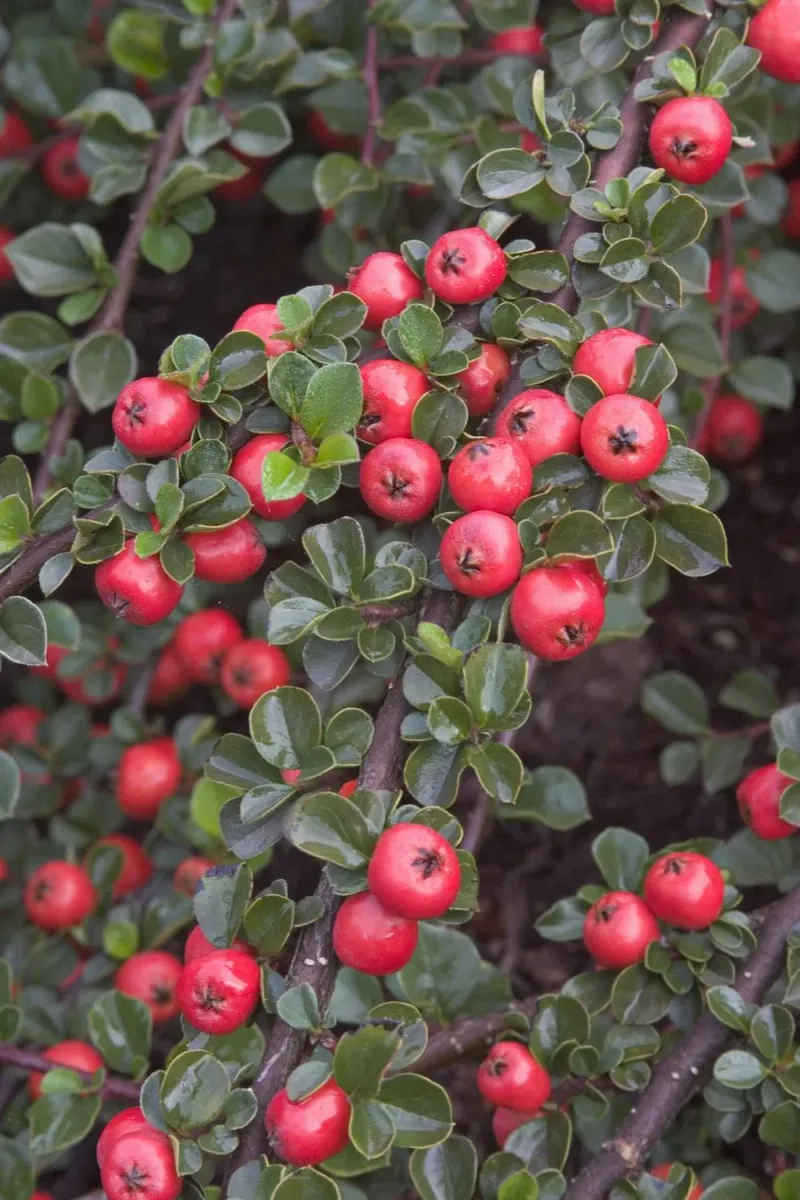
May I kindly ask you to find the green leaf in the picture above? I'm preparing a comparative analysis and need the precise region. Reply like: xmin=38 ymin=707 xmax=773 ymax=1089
xmin=230 ymin=102 xmax=292 ymax=158
xmin=88 ymin=990 xmax=152 ymax=1076
xmin=713 ymin=1049 xmax=767 ymax=1089
xmin=277 ymin=983 xmax=321 ymax=1031
xmin=0 ymin=494 xmax=31 ymax=553
xmin=750 ymin=1004 xmax=794 ymax=1063
xmin=463 ymin=644 xmax=529 ymax=728
xmin=504 ymin=1112 xmax=571 ymax=1173
xmin=0 ymin=752 xmax=21 ymax=819
xmin=107 ymin=10 xmax=168 ymax=78
xmin=286 ymin=791 xmax=374 ymax=867
xmin=653 ymin=503 xmax=729 ymax=577
xmin=760 ymin=1101 xmax=800 ymax=1151
xmin=303 ymin=517 xmax=366 ymax=596
xmin=314 ymin=292 xmax=368 ymax=339
xmin=641 ymin=671 xmax=709 ymax=734
xmin=300 ymin=362 xmax=363 ymax=439
xmin=720 ymin=669 xmax=779 ymax=719
xmin=727 ymin=355 xmax=794 ymax=410
xmin=195 ymin=863 xmax=252 ymax=949
xmin=592 ymin=827 xmax=649 ymax=891
xmin=183 ymin=105 xmax=232 ymax=156
xmin=314 ymin=153 xmax=379 ymax=209
xmin=650 ymin=195 xmax=708 ymax=255
xmin=427 ymin=696 xmax=473 ymax=746
xmin=706 ymin=985 xmax=752 ymax=1033
xmin=510 ymin=766 xmax=590 ymax=830
xmin=335 ymin=1025 xmax=400 ymax=1102
xmin=647 ymin=446 xmax=710 ymax=506
xmin=140 ymin=224 xmax=192 ymax=274
xmin=518 ymin=304 xmax=581 ymax=356
xmin=659 ymin=740 xmax=700 ymax=785
xmin=69 ymin=331 xmax=136 ymax=413
xmin=410 ymin=1136 xmax=477 ymax=1200
xmin=469 ymin=742 xmax=524 ymax=805
xmin=547 ymin=511 xmax=612 ymax=559
xmin=286 ymin=1060 xmax=333 ymax=1103
xmin=0 ymin=596 xmax=47 ymax=666
xmin=316 ymin=432 xmax=360 ymax=467
xmin=243 ymin=893 xmax=295 ymax=957
xmin=663 ymin=323 xmax=725 ymax=378
xmin=212 ymin=332 xmax=267 ymax=390
xmin=250 ymin=685 xmax=322 ymax=768
xmin=161 ymin=1050 xmax=231 ymax=1132
xmin=350 ymin=1100 xmax=395 ymax=1159
xmin=0 ymin=1139 xmax=34 ymax=1200
xmin=6 ymin=223 xmax=96 ymax=296
xmin=379 ymin=1074 xmax=453 ymax=1149
xmin=28 ymin=1093 xmax=101 ymax=1157
xmin=476 ymin=148 xmax=545 ymax=200
xmin=398 ymin=304 xmax=443 ymax=367
xmin=273 ymin=1168 xmax=340 ymax=1200
xmin=506 ymin=251 xmax=568 ymax=293
xmin=611 ymin=966 xmax=673 ymax=1024
xmin=404 ymin=741 xmax=467 ymax=809
xmin=0 ymin=312 xmax=72 ymax=374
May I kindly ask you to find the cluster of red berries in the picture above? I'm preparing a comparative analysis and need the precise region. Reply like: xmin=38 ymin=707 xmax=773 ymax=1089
xmin=98 ymin=1106 xmax=181 ymax=1200
xmin=476 ymin=1040 xmax=552 ymax=1148
xmin=583 ymin=851 xmax=725 ymax=969
xmin=333 ymin=823 xmax=461 ymax=975
xmin=33 ymin=640 xmax=127 ymax=707
xmin=737 ymin=761 xmax=798 ymax=840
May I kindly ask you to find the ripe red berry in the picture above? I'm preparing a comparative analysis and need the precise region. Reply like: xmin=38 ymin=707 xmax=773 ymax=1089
xmin=488 ymin=24 xmax=545 ymax=54
xmin=425 ymin=227 xmax=507 ymax=305
xmin=230 ymin=433 xmax=307 ymax=521
xmin=41 ymin=137 xmax=90 ymax=201
xmin=233 ymin=303 xmax=293 ymax=356
xmin=495 ymin=389 xmax=582 ymax=467
xmin=216 ymin=147 xmax=267 ymax=201
xmin=493 ymin=1106 xmax=540 ymax=1147
xmin=583 ymin=891 xmax=661 ymax=969
xmin=357 ymin=359 xmax=429 ymax=443
xmin=573 ymin=329 xmax=652 ymax=398
xmin=348 ymin=252 xmax=424 ymax=331
xmin=96 ymin=541 xmax=183 ymax=626
xmin=707 ymin=260 xmax=759 ymax=329
xmin=572 ymin=0 xmax=615 ymax=11
xmin=24 ymin=862 xmax=96 ymax=932
xmin=783 ymin=178 xmax=800 ymax=239
xmin=560 ymin=557 xmax=609 ymax=598
xmin=333 ymin=891 xmax=419 ymax=974
xmin=117 ymin=736 xmax=182 ymax=820
xmin=184 ymin=517 xmax=266 ymax=584
xmin=0 ymin=226 xmax=15 ymax=285
xmin=89 ymin=835 xmax=153 ymax=898
xmin=173 ymin=608 xmax=243 ymax=684
xmin=456 ymin=342 xmax=511 ymax=417
xmin=360 ymin=437 xmax=442 ymax=522
xmin=644 ymin=852 xmax=725 ymax=930
xmin=649 ymin=96 xmax=732 ymax=186
xmin=747 ymin=0 xmax=800 ymax=83
xmin=57 ymin=654 xmax=127 ymax=707
xmin=101 ymin=1129 xmax=181 ymax=1200
xmin=0 ymin=859 xmax=8 ymax=883
xmin=340 ymin=779 xmax=358 ymax=798
xmin=737 ymin=763 xmax=796 ymax=840
xmin=580 ymin=394 xmax=669 ymax=482
xmin=184 ymin=926 xmax=256 ymax=963
xmin=0 ymin=110 xmax=32 ymax=155
xmin=112 ymin=377 xmax=200 ymax=457
xmin=177 ymin=948 xmax=261 ymax=1035
xmin=448 ymin=437 xmax=532 ymax=515
xmin=440 ymin=511 xmax=522 ymax=598
xmin=29 ymin=1039 xmax=103 ymax=1100
xmin=510 ymin=565 xmax=605 ymax=660
xmin=97 ymin=1108 xmax=152 ymax=1169
xmin=32 ymin=1193 xmax=53 ymax=1200
xmin=773 ymin=139 xmax=799 ymax=169
xmin=220 ymin=638 xmax=292 ymax=708
xmin=116 ymin=951 xmax=182 ymax=1023
xmin=367 ymin=824 xmax=461 ymax=920
xmin=173 ymin=856 xmax=214 ymax=897
xmin=650 ymin=1164 xmax=704 ymax=1197
xmin=0 ymin=704 xmax=45 ymax=748
xmin=147 ymin=645 xmax=189 ymax=706
xmin=477 ymin=1042 xmax=552 ymax=1112
xmin=266 ymin=1079 xmax=351 ymax=1166
xmin=696 ymin=394 xmax=763 ymax=463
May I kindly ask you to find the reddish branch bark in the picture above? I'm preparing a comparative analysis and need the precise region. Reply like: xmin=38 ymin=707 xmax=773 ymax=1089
xmin=691 ymin=211 xmax=734 ymax=449
xmin=362 ymin=2 xmax=381 ymax=168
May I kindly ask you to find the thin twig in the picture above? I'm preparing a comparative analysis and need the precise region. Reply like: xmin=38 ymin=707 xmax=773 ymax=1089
xmin=0 ymin=1045 xmax=141 ymax=1101
xmin=377 ymin=49 xmax=543 ymax=70
xmin=691 ymin=211 xmax=734 ymax=450
xmin=361 ymin=3 xmax=381 ymax=168
xmin=412 ymin=995 xmax=540 ymax=1074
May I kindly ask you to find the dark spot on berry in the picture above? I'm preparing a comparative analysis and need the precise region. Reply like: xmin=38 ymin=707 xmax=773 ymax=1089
xmin=608 ymin=425 xmax=639 ymax=456
xmin=124 ymin=398 xmax=148 ymax=427
xmin=456 ymin=548 xmax=480 ymax=576
xmin=467 ymin=442 xmax=491 ymax=461
xmin=439 ymin=247 xmax=467 ymax=276
xmin=121 ymin=1161 xmax=150 ymax=1190
xmin=360 ymin=411 xmax=381 ymax=428
xmin=509 ymin=407 xmax=534 ymax=436
xmin=557 ymin=622 xmax=590 ymax=648
xmin=671 ymin=137 xmax=698 ymax=160
xmin=152 ymin=982 xmax=174 ymax=1007
xmin=197 ymin=983 xmax=226 ymax=1012
xmin=383 ymin=472 xmax=410 ymax=499
xmin=410 ymin=847 xmax=444 ymax=879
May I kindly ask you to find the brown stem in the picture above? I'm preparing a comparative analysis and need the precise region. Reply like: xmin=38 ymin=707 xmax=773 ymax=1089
xmin=691 ymin=211 xmax=734 ymax=450
xmin=411 ymin=995 xmax=540 ymax=1074
xmin=0 ymin=1045 xmax=141 ymax=1101
xmin=362 ymin=3 xmax=381 ymax=168
xmin=707 ymin=720 xmax=771 ymax=741
xmin=357 ymin=597 xmax=420 ymax=625
xmin=377 ymin=49 xmax=543 ymax=70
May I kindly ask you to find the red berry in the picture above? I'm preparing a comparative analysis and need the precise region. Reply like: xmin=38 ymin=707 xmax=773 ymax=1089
xmin=29 ymin=1039 xmax=103 ymax=1100
xmin=580 ymin=394 xmax=669 ymax=482
xmin=97 ymin=1108 xmax=151 ymax=1169
xmin=367 ymin=824 xmax=461 ymax=920
xmin=0 ymin=704 xmax=45 ymax=748
xmin=173 ymin=608 xmax=243 ymax=685
xmin=456 ymin=343 xmax=511 ymax=417
xmin=747 ymin=0 xmax=800 ymax=83
xmin=707 ymin=260 xmax=759 ymax=330
xmin=477 ymin=1042 xmax=552 ymax=1112
xmin=41 ymin=137 xmax=90 ymax=201
xmin=360 ymin=437 xmax=442 ymax=523
xmin=737 ymin=763 xmax=796 ymax=840
xmin=495 ymin=389 xmax=582 ymax=467
xmin=0 ymin=859 xmax=8 ymax=883
xmin=348 ymin=252 xmax=424 ymax=331
xmin=89 ymin=835 xmax=153 ymax=898
xmin=493 ymin=1106 xmax=540 ymax=1147
xmin=184 ymin=926 xmax=255 ymax=963
xmin=177 ymin=948 xmax=261 ymax=1035
xmin=116 ymin=951 xmax=182 ymax=1024
xmin=448 ymin=437 xmax=532 ymax=515
xmin=440 ymin=511 xmax=522 ymax=598
xmin=697 ymin=394 xmax=763 ymax=463
xmin=644 ymin=852 xmax=725 ymax=930
xmin=95 ymin=541 xmax=183 ymax=626
xmin=650 ymin=1164 xmax=704 ymax=1197
xmin=333 ymin=891 xmax=419 ymax=974
xmin=0 ymin=226 xmax=15 ymax=285
xmin=488 ymin=24 xmax=544 ymax=54
xmin=357 ymin=359 xmax=429 ymax=443
xmin=648 ymin=97 xmax=732 ymax=186
xmin=220 ymin=638 xmax=292 ymax=708
xmin=339 ymin=779 xmax=358 ymax=798
xmin=32 ymin=1193 xmax=53 ymax=1200
xmin=184 ymin=517 xmax=266 ymax=584
xmin=561 ymin=557 xmax=609 ymax=598
xmin=784 ymin=178 xmax=800 ymax=238
xmin=174 ymin=856 xmax=215 ymax=897
xmin=117 ymin=736 xmax=182 ymax=820
xmin=583 ymin=891 xmax=661 ymax=969
xmin=510 ymin=565 xmax=605 ymax=660
xmin=112 ymin=377 xmax=200 ymax=457
xmin=233 ymin=303 xmax=293 ymax=356
xmin=101 ymin=1129 xmax=181 ymax=1200
xmin=773 ymin=139 xmax=799 ymax=169
xmin=216 ymin=147 xmax=267 ymax=201
xmin=425 ymin=227 xmax=507 ymax=305
xmin=230 ymin=433 xmax=307 ymax=521
xmin=572 ymin=0 xmax=615 ymax=12
xmin=572 ymin=329 xmax=652 ymax=399
xmin=0 ymin=110 xmax=33 ymax=156
xmin=24 ymin=862 xmax=96 ymax=932
xmin=147 ymin=645 xmax=189 ymax=706
xmin=308 ymin=108 xmax=361 ymax=153
xmin=266 ymin=1079 xmax=351 ymax=1166
xmin=59 ymin=658 xmax=127 ymax=707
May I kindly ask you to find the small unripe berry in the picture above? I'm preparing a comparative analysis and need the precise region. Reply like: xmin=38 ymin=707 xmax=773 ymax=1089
xmin=266 ymin=1079 xmax=351 ymax=1166
xmin=580 ymin=394 xmax=669 ymax=482
xmin=41 ymin=137 xmax=90 ymax=201
xmin=115 ymin=951 xmax=182 ymax=1024
xmin=572 ymin=329 xmax=652 ymax=398
xmin=220 ymin=638 xmax=292 ymax=708
xmin=24 ymin=861 xmax=96 ymax=932
xmin=737 ymin=763 xmax=796 ymax=840
xmin=29 ymin=1039 xmax=104 ymax=1100
xmin=177 ymin=948 xmax=261 ymax=1035
xmin=333 ymin=891 xmax=419 ymax=974
xmin=746 ymin=0 xmax=800 ymax=83
xmin=477 ymin=1042 xmax=552 ymax=1112
xmin=456 ymin=342 xmax=511 ymax=417
xmin=349 ymin=252 xmax=424 ymax=331
xmin=648 ymin=96 xmax=732 ymax=186
xmin=495 ymin=389 xmax=581 ymax=467
xmin=357 ymin=359 xmax=429 ymax=443
xmin=367 ymin=823 xmax=461 ymax=919
xmin=644 ymin=852 xmax=725 ymax=930
xmin=493 ymin=1106 xmax=541 ymax=1147
xmin=650 ymin=1163 xmax=704 ymax=1197
xmin=95 ymin=540 xmax=183 ymax=626
xmin=425 ymin=227 xmax=507 ymax=304
xmin=117 ymin=736 xmax=182 ymax=820
xmin=448 ymin=437 xmax=532 ymax=515
xmin=112 ymin=377 xmax=200 ymax=456
xmin=360 ymin=437 xmax=443 ymax=523
xmin=101 ymin=1129 xmax=181 ymax=1200
xmin=696 ymin=394 xmax=763 ymax=464
xmin=173 ymin=856 xmax=215 ymax=897
xmin=510 ymin=565 xmax=605 ymax=660
xmin=488 ymin=24 xmax=545 ymax=54
xmin=173 ymin=608 xmax=243 ymax=684
xmin=89 ymin=835 xmax=153 ymax=898
xmin=230 ymin=433 xmax=307 ymax=521
xmin=583 ymin=891 xmax=661 ymax=969
xmin=440 ymin=511 xmax=522 ymax=598
xmin=184 ymin=518 xmax=266 ymax=584
xmin=233 ymin=303 xmax=293 ymax=356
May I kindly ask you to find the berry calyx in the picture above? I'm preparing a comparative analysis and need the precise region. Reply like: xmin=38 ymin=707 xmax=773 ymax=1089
xmin=488 ymin=24 xmax=545 ymax=54
xmin=510 ymin=565 xmax=605 ymax=660
xmin=233 ymin=303 xmax=293 ymax=356
xmin=89 ymin=835 xmax=153 ymax=898
xmin=95 ymin=540 xmax=183 ymax=626
xmin=456 ymin=342 xmax=511 ymax=417
xmin=333 ymin=891 xmax=419 ymax=974
xmin=737 ymin=763 xmax=796 ymax=840
xmin=184 ymin=926 xmax=256 ymax=963
xmin=360 ymin=437 xmax=443 ymax=523
xmin=440 ymin=511 xmax=523 ymax=598
xmin=24 ymin=861 xmax=96 ymax=932
xmin=425 ymin=227 xmax=507 ymax=305
xmin=220 ymin=638 xmax=292 ymax=708
xmin=117 ymin=736 xmax=182 ymax=820
xmin=0 ymin=110 xmax=32 ymax=156
xmin=357 ymin=359 xmax=429 ymax=444
xmin=367 ymin=823 xmax=461 ymax=919
xmin=101 ymin=1128 xmax=181 ymax=1200
xmin=648 ymin=96 xmax=732 ymax=186
xmin=41 ymin=137 xmax=90 ymax=201
xmin=230 ymin=433 xmax=307 ymax=521
xmin=495 ymin=389 xmax=582 ymax=467
xmin=97 ymin=1108 xmax=152 ymax=1168
xmin=643 ymin=852 xmax=725 ymax=930
xmin=184 ymin=518 xmax=266 ymax=584
xmin=112 ymin=377 xmax=200 ymax=456
xmin=265 ymin=1079 xmax=351 ymax=1166
xmin=572 ymin=329 xmax=652 ymax=398
xmin=696 ymin=394 xmax=763 ymax=463
xmin=148 ymin=645 xmax=189 ymax=706
xmin=448 ymin=437 xmax=532 ymax=515
xmin=477 ymin=1042 xmax=552 ymax=1112
xmin=116 ymin=951 xmax=183 ymax=1023
xmin=348 ymin=252 xmax=424 ymax=331
xmin=746 ymin=0 xmax=800 ymax=83
xmin=177 ymin=948 xmax=261 ymax=1034
xmin=173 ymin=608 xmax=243 ymax=684
xmin=583 ymin=891 xmax=661 ymax=969
xmin=493 ymin=1106 xmax=540 ymax=1147
xmin=580 ymin=394 xmax=669 ymax=482
xmin=174 ymin=856 xmax=214 ymax=897
xmin=650 ymin=1164 xmax=704 ymax=1197
xmin=29 ymin=1039 xmax=104 ymax=1100
xmin=707 ymin=259 xmax=759 ymax=330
